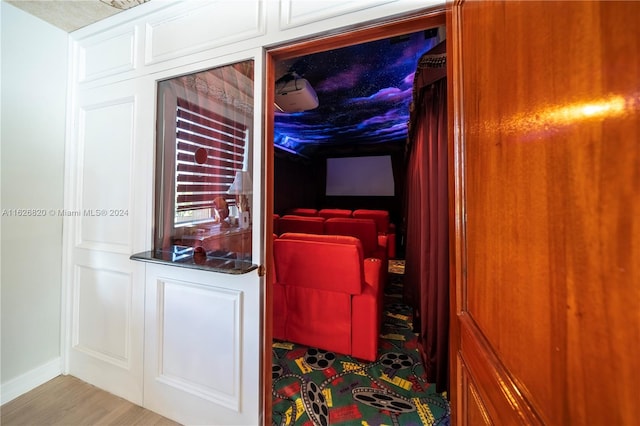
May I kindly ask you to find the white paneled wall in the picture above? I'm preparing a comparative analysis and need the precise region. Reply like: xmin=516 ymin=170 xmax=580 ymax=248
xmin=73 ymin=265 xmax=132 ymax=367
xmin=143 ymin=264 xmax=260 ymax=425
xmin=63 ymin=77 xmax=151 ymax=403
xmin=279 ymin=0 xmax=394 ymax=29
xmin=76 ymin=98 xmax=133 ymax=251
xmin=78 ymin=27 xmax=137 ymax=82
xmin=144 ymin=0 xmax=265 ymax=65
xmin=62 ymin=0 xmax=443 ymax=423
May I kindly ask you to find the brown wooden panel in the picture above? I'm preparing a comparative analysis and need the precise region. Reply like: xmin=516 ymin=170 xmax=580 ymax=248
xmin=460 ymin=1 xmax=554 ymax=420
xmin=459 ymin=314 xmax=542 ymax=425
xmin=458 ymin=354 xmax=493 ymax=426
xmin=451 ymin=0 xmax=640 ymax=424
xmin=467 ymin=377 xmax=492 ymax=426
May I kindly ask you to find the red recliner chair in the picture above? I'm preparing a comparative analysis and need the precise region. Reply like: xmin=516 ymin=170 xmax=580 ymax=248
xmin=273 ymin=233 xmax=383 ymax=361
xmin=324 ymin=217 xmax=388 ymax=287
xmin=277 ymin=215 xmax=325 ymax=236
xmin=352 ymin=209 xmax=396 ymax=259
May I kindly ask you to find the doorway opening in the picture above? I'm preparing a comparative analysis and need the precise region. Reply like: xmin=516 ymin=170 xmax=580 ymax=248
xmin=263 ymin=8 xmax=448 ymax=424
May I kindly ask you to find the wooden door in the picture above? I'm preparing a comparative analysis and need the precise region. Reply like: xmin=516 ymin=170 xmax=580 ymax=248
xmin=449 ymin=1 xmax=639 ymax=424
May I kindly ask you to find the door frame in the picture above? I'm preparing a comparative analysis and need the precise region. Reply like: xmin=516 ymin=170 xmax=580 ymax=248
xmin=262 ymin=7 xmax=449 ymax=424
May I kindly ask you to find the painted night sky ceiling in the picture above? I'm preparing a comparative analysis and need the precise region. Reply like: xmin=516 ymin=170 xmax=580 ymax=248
xmin=274 ymin=28 xmax=443 ymax=158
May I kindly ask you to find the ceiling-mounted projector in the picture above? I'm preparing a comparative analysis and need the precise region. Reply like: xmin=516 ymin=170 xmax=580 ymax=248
xmin=275 ymin=72 xmax=319 ymax=113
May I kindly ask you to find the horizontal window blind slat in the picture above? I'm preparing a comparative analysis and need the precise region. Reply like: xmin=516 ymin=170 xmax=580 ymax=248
xmin=176 ymin=135 xmax=243 ymax=150
xmin=177 ymin=163 xmax=239 ymax=176
xmin=176 ymin=201 xmax=213 ymax=212
xmin=177 ymin=173 xmax=235 ymax=183
xmin=177 ymin=121 xmax=246 ymax=148
xmin=177 ymin=193 xmax=231 ymax=204
xmin=176 ymin=145 xmax=244 ymax=163
xmin=177 ymin=99 xmax=248 ymax=132
xmin=176 ymin=183 xmax=232 ymax=193
xmin=177 ymin=199 xmax=236 ymax=212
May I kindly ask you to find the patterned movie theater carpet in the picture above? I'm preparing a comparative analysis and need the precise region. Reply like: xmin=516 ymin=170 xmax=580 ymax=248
xmin=271 ymin=261 xmax=450 ymax=425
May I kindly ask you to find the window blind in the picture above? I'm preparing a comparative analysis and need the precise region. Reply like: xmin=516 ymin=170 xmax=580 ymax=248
xmin=175 ymin=99 xmax=247 ymax=212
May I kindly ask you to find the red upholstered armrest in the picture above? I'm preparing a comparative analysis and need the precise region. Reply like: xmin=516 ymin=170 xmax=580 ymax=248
xmin=385 ymin=232 xmax=396 ymax=259
xmin=274 ymin=234 xmax=365 ymax=295
xmin=363 ymin=257 xmax=382 ymax=291
xmin=377 ymin=234 xmax=388 ymax=251
xmin=351 ymin=257 xmax=383 ymax=361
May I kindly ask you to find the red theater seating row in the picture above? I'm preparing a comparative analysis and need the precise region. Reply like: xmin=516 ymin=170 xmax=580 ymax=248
xmin=275 ymin=208 xmax=396 ymax=258
xmin=272 ymin=232 xmax=384 ymax=361
xmin=273 ymin=215 xmax=388 ymax=284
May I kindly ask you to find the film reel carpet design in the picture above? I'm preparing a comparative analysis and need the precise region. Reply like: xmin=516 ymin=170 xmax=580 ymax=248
xmin=272 ymin=261 xmax=450 ymax=425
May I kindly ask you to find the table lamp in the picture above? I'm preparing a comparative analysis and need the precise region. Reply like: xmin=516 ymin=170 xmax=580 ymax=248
xmin=227 ymin=170 xmax=252 ymax=229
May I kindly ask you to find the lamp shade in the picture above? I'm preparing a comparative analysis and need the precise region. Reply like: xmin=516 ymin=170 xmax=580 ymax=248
xmin=227 ymin=171 xmax=253 ymax=194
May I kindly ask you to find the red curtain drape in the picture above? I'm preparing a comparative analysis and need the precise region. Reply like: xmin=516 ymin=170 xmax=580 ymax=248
xmin=403 ymin=41 xmax=449 ymax=394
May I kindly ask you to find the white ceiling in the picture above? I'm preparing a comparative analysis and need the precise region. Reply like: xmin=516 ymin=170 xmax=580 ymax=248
xmin=6 ymin=0 xmax=148 ymax=33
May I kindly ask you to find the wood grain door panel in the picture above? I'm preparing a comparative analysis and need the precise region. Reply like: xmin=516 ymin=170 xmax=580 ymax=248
xmin=450 ymin=1 xmax=639 ymax=424
xmin=459 ymin=314 xmax=543 ymax=425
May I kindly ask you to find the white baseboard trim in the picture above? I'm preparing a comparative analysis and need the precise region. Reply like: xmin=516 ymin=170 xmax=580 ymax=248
xmin=1 ymin=357 xmax=62 ymax=405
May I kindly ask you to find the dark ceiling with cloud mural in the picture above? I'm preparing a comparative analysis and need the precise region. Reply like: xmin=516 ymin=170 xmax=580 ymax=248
xmin=274 ymin=28 xmax=444 ymax=158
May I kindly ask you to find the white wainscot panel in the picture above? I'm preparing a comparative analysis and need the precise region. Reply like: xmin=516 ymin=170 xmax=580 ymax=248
xmin=280 ymin=0 xmax=396 ymax=30
xmin=143 ymin=264 xmax=260 ymax=425
xmin=73 ymin=265 xmax=132 ymax=368
xmin=78 ymin=27 xmax=137 ymax=82
xmin=154 ymin=279 xmax=242 ymax=411
xmin=77 ymin=98 xmax=133 ymax=253
xmin=145 ymin=0 xmax=265 ymax=65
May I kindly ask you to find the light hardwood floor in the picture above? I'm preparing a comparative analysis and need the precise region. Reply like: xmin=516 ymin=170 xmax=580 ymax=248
xmin=1 ymin=375 xmax=181 ymax=425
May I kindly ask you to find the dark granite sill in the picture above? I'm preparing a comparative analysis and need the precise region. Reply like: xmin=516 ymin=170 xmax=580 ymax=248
xmin=130 ymin=248 xmax=258 ymax=274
